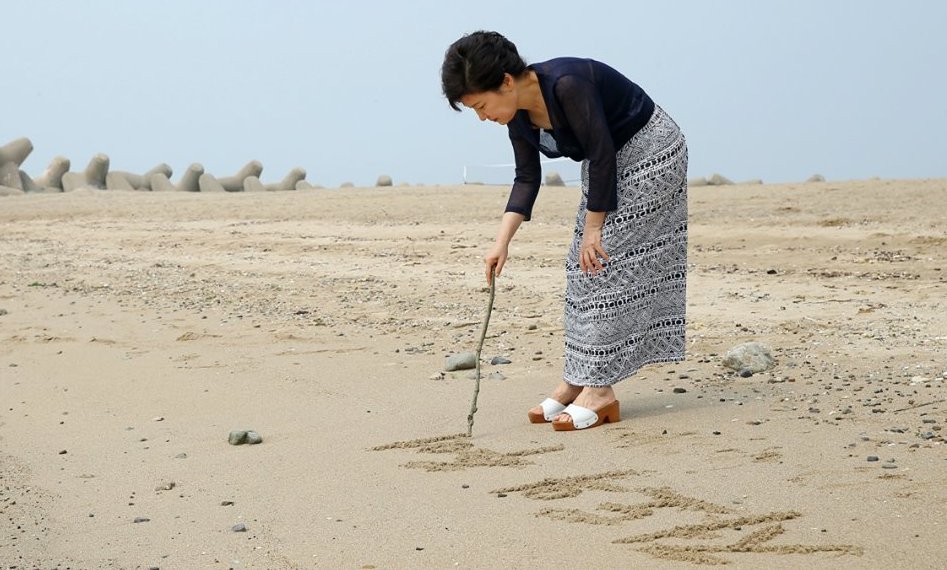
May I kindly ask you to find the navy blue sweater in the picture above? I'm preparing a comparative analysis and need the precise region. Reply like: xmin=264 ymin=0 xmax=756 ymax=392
xmin=505 ymin=57 xmax=655 ymax=220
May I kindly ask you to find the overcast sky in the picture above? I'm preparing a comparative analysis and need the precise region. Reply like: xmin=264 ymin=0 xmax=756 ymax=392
xmin=4 ymin=1 xmax=945 ymax=187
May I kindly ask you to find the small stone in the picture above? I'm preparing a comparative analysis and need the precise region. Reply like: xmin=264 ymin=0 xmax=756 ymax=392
xmin=221 ymin=500 xmax=235 ymax=506
xmin=175 ymin=453 xmax=188 ymax=459
xmin=497 ymin=493 xmax=508 ymax=498
xmin=445 ymin=352 xmax=477 ymax=371
xmin=490 ymin=356 xmax=512 ymax=365
xmin=673 ymin=387 xmax=687 ymax=394
xmin=461 ymin=484 xmax=469 ymax=489
xmin=0 ymin=308 xmax=8 ymax=316
xmin=245 ymin=431 xmax=263 ymax=445
xmin=228 ymin=430 xmax=248 ymax=445
xmin=134 ymin=517 xmax=150 ymax=523
xmin=867 ymin=456 xmax=879 ymax=462
xmin=882 ymin=464 xmax=898 ymax=470
xmin=740 ymin=369 xmax=753 ymax=378
xmin=723 ymin=342 xmax=775 ymax=374
xmin=527 ymin=324 xmax=538 ymax=330
xmin=58 ymin=449 xmax=68 ymax=455
xmin=153 ymin=416 xmax=164 ymax=422
xmin=415 ymin=546 xmax=424 ymax=551
xmin=712 ymin=431 xmax=722 ymax=435
xmin=232 ymin=523 xmax=247 ymax=532
xmin=766 ymin=269 xmax=778 ymax=275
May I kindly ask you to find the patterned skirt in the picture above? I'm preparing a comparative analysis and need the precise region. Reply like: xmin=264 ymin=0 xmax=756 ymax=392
xmin=563 ymin=106 xmax=688 ymax=387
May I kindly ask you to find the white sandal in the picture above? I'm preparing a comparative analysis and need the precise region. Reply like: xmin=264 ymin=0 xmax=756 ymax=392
xmin=527 ymin=398 xmax=568 ymax=423
xmin=552 ymin=401 xmax=621 ymax=431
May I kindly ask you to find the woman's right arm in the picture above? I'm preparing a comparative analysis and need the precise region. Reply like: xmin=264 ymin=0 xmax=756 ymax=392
xmin=487 ymin=124 xmax=539 ymax=284
xmin=484 ymin=211 xmax=525 ymax=284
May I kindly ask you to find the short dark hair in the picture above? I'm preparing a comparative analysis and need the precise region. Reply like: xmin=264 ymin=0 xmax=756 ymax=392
xmin=441 ymin=30 xmax=527 ymax=111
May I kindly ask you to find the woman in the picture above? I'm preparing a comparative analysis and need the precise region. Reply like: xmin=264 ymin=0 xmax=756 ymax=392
xmin=441 ymin=31 xmax=688 ymax=431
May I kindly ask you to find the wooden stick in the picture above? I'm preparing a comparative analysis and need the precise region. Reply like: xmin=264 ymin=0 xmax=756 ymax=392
xmin=467 ymin=269 xmax=497 ymax=437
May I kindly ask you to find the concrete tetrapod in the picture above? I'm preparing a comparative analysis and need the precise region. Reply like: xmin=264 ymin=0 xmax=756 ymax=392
xmin=61 ymin=154 xmax=110 ymax=191
xmin=265 ymin=167 xmax=306 ymax=191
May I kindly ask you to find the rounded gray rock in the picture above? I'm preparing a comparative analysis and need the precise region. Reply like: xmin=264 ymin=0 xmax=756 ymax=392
xmin=722 ymin=342 xmax=775 ymax=373
xmin=445 ymin=351 xmax=477 ymax=371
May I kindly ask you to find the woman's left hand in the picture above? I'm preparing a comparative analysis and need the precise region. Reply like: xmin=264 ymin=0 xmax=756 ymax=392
xmin=580 ymin=224 xmax=609 ymax=275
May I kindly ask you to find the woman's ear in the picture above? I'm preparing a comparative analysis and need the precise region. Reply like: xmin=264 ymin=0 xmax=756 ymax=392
xmin=502 ymin=73 xmax=515 ymax=91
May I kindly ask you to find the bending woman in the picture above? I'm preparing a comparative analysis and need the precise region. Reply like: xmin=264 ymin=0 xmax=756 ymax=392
xmin=441 ymin=31 xmax=688 ymax=431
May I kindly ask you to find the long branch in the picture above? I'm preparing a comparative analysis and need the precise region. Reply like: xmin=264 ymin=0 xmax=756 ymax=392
xmin=467 ymin=270 xmax=497 ymax=437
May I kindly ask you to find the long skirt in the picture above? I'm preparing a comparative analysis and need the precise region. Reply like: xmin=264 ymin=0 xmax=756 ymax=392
xmin=563 ymin=106 xmax=688 ymax=387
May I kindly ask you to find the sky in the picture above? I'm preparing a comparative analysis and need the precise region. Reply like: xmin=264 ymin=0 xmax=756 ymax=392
xmin=3 ymin=1 xmax=945 ymax=188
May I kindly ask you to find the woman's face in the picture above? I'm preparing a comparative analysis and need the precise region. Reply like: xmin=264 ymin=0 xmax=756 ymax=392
xmin=460 ymin=73 xmax=518 ymax=126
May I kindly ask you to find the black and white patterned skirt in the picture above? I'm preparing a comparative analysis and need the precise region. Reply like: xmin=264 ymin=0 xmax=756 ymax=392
xmin=563 ymin=106 xmax=688 ymax=387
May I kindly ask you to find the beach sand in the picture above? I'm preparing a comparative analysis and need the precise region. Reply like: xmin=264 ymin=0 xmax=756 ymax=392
xmin=1 ymin=179 xmax=945 ymax=569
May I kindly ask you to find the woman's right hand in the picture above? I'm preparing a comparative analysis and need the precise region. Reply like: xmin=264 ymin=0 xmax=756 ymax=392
xmin=484 ymin=242 xmax=508 ymax=285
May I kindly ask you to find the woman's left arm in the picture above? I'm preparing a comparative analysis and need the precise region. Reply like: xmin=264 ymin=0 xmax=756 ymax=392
xmin=556 ymin=75 xmax=616 ymax=274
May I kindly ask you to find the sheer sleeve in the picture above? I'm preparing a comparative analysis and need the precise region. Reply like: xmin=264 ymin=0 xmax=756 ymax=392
xmin=554 ymin=75 xmax=617 ymax=212
xmin=504 ymin=127 xmax=542 ymax=221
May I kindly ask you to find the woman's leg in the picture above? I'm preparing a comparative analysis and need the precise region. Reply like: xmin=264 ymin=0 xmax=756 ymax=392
xmin=528 ymin=380 xmax=582 ymax=418
xmin=551 ymin=385 xmax=616 ymax=423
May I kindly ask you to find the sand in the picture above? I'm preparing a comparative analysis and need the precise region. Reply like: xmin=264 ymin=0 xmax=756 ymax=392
xmin=1 ymin=179 xmax=945 ymax=569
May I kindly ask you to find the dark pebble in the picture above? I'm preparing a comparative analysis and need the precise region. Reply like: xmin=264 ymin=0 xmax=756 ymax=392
xmin=58 ymin=450 xmax=67 ymax=455
xmin=867 ymin=456 xmax=879 ymax=462
xmin=228 ymin=430 xmax=248 ymax=445
xmin=766 ymin=269 xmax=778 ymax=275
xmin=497 ymin=493 xmax=508 ymax=498
xmin=673 ymin=387 xmax=687 ymax=394
xmin=490 ymin=356 xmax=512 ymax=365
xmin=232 ymin=523 xmax=247 ymax=532
xmin=739 ymin=369 xmax=753 ymax=378
xmin=712 ymin=431 xmax=721 ymax=435
xmin=882 ymin=464 xmax=898 ymax=470
xmin=461 ymin=485 xmax=469 ymax=489
xmin=134 ymin=517 xmax=150 ymax=523
xmin=221 ymin=500 xmax=234 ymax=506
